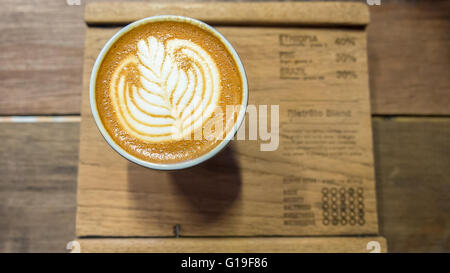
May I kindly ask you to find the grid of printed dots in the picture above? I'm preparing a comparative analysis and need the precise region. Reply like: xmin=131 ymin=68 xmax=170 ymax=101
xmin=322 ymin=187 xmax=365 ymax=226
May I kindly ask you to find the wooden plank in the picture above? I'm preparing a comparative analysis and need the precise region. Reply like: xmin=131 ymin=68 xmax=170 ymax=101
xmin=0 ymin=123 xmax=79 ymax=253
xmin=0 ymin=0 xmax=85 ymax=115
xmin=77 ymin=237 xmax=387 ymax=253
xmin=85 ymin=2 xmax=369 ymax=26
xmin=77 ymin=20 xmax=378 ymax=236
xmin=367 ymin=0 xmax=450 ymax=115
xmin=1 ymin=1 xmax=449 ymax=116
xmin=373 ymin=118 xmax=450 ymax=252
xmin=1 ymin=119 xmax=449 ymax=252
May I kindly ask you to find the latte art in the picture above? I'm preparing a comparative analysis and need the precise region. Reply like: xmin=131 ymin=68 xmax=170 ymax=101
xmin=111 ymin=36 xmax=221 ymax=141
xmin=95 ymin=20 xmax=244 ymax=164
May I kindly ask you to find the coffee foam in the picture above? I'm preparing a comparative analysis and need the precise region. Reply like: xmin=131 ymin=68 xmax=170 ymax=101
xmin=95 ymin=21 xmax=243 ymax=164
xmin=111 ymin=36 xmax=221 ymax=142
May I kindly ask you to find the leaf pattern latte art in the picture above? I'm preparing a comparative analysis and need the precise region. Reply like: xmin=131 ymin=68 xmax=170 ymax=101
xmin=110 ymin=36 xmax=221 ymax=142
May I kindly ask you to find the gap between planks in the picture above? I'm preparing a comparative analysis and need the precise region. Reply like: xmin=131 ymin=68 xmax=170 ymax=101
xmin=0 ymin=116 xmax=81 ymax=123
xmin=1 ymin=116 xmax=450 ymax=123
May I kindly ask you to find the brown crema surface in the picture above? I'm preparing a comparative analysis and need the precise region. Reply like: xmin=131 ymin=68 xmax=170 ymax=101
xmin=95 ymin=21 xmax=243 ymax=164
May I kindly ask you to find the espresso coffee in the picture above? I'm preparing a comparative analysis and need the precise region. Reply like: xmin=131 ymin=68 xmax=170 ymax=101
xmin=94 ymin=20 xmax=244 ymax=164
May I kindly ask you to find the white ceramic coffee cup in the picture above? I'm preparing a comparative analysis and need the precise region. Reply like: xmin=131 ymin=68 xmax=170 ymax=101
xmin=90 ymin=15 xmax=248 ymax=170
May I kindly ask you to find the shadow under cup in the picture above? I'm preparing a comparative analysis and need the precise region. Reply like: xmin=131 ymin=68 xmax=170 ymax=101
xmin=89 ymin=15 xmax=248 ymax=170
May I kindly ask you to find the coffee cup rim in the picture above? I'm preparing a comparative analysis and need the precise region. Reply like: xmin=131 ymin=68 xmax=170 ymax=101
xmin=90 ymin=15 xmax=249 ymax=170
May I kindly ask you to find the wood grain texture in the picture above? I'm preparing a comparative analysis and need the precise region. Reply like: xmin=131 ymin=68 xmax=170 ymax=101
xmin=373 ymin=118 xmax=450 ymax=252
xmin=0 ymin=0 xmax=85 ymax=115
xmin=0 ymin=123 xmax=79 ymax=253
xmin=77 ymin=19 xmax=378 ymax=237
xmin=1 ymin=120 xmax=448 ymax=252
xmin=77 ymin=237 xmax=387 ymax=253
xmin=1 ymin=1 xmax=449 ymax=115
xmin=85 ymin=1 xmax=369 ymax=26
xmin=368 ymin=0 xmax=450 ymax=115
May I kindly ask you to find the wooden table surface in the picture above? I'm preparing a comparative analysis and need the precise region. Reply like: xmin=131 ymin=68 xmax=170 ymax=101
xmin=0 ymin=0 xmax=449 ymax=252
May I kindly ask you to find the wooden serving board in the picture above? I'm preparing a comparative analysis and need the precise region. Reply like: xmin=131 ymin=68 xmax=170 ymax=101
xmin=77 ymin=2 xmax=379 ymax=241
xmin=77 ymin=237 xmax=387 ymax=253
